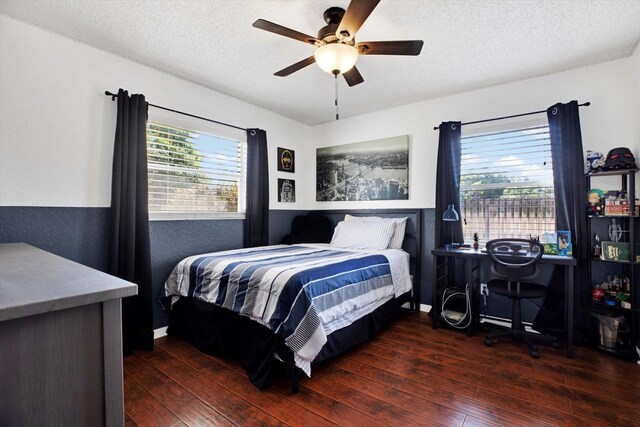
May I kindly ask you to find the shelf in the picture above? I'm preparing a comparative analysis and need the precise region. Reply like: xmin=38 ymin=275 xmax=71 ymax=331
xmin=589 ymin=256 xmax=637 ymax=264
xmin=586 ymin=169 xmax=638 ymax=360
xmin=590 ymin=303 xmax=632 ymax=313
xmin=588 ymin=215 xmax=638 ymax=218
xmin=586 ymin=169 xmax=639 ymax=177
xmin=596 ymin=344 xmax=639 ymax=360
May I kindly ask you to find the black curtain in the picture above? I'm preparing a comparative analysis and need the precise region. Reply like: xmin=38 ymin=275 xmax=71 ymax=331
xmin=108 ymin=88 xmax=154 ymax=355
xmin=435 ymin=121 xmax=464 ymax=248
xmin=540 ymin=100 xmax=589 ymax=341
xmin=244 ymin=128 xmax=269 ymax=247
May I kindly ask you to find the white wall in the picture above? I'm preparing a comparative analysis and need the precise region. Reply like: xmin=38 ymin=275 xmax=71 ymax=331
xmin=632 ymin=43 xmax=640 ymax=121
xmin=0 ymin=15 xmax=311 ymax=210
xmin=2 ymin=15 xmax=639 ymax=213
xmin=309 ymin=54 xmax=640 ymax=209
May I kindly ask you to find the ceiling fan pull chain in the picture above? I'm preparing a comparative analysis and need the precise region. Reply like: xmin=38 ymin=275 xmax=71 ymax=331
xmin=335 ymin=74 xmax=339 ymax=121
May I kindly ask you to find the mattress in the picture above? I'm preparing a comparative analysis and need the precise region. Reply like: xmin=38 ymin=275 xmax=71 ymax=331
xmin=163 ymin=244 xmax=411 ymax=375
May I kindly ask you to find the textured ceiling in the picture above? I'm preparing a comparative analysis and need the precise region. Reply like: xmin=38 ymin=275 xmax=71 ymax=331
xmin=1 ymin=0 xmax=639 ymax=125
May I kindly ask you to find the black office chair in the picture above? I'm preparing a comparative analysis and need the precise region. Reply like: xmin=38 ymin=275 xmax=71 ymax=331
xmin=484 ymin=238 xmax=559 ymax=358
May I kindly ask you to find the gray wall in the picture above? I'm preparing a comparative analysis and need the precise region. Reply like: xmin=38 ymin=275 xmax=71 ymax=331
xmin=269 ymin=210 xmax=308 ymax=245
xmin=0 ymin=207 xmax=110 ymax=272
xmin=4 ymin=207 xmax=537 ymax=326
xmin=0 ymin=207 xmax=308 ymax=329
xmin=421 ymin=208 xmax=543 ymax=322
xmin=148 ymin=219 xmax=244 ymax=328
xmin=151 ymin=210 xmax=307 ymax=327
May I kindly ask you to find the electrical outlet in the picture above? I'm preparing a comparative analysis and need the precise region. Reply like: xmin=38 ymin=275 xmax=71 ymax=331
xmin=480 ymin=283 xmax=489 ymax=296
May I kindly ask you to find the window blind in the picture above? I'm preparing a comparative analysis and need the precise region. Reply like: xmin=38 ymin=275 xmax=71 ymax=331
xmin=147 ymin=122 xmax=246 ymax=217
xmin=460 ymin=125 xmax=555 ymax=243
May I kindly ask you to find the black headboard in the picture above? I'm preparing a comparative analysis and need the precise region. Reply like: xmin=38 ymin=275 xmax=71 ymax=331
xmin=313 ymin=209 xmax=422 ymax=310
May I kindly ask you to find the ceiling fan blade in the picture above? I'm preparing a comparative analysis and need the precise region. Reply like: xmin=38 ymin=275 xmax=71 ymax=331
xmin=253 ymin=19 xmax=319 ymax=45
xmin=274 ymin=56 xmax=316 ymax=77
xmin=356 ymin=40 xmax=424 ymax=55
xmin=336 ymin=0 xmax=381 ymax=42
xmin=343 ymin=66 xmax=364 ymax=87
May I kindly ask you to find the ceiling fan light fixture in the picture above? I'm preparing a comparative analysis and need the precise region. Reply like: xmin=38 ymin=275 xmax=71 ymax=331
xmin=314 ymin=43 xmax=358 ymax=75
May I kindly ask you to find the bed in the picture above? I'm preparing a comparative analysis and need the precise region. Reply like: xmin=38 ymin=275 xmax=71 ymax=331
xmin=161 ymin=209 xmax=422 ymax=391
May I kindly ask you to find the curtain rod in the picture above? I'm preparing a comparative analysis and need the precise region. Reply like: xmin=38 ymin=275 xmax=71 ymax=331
xmin=104 ymin=91 xmax=248 ymax=132
xmin=432 ymin=102 xmax=591 ymax=131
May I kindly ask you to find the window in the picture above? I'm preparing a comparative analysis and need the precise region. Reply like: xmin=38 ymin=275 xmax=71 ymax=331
xmin=460 ymin=123 xmax=555 ymax=243
xmin=146 ymin=118 xmax=246 ymax=220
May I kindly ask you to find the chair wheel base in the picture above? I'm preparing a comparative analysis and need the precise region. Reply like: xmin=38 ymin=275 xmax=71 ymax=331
xmin=485 ymin=338 xmax=493 ymax=347
xmin=531 ymin=350 xmax=540 ymax=359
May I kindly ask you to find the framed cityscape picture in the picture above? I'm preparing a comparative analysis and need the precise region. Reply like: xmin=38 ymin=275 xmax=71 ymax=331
xmin=278 ymin=179 xmax=295 ymax=202
xmin=316 ymin=135 xmax=409 ymax=201
xmin=277 ymin=147 xmax=295 ymax=173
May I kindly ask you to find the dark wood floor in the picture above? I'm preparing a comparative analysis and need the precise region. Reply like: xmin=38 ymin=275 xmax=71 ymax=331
xmin=124 ymin=311 xmax=640 ymax=427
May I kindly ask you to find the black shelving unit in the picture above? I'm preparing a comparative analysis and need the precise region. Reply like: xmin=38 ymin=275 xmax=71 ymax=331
xmin=585 ymin=169 xmax=639 ymax=358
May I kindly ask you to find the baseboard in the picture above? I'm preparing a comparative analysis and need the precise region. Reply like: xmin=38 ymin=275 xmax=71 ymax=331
xmin=402 ymin=302 xmax=431 ymax=313
xmin=154 ymin=326 xmax=168 ymax=339
xmin=155 ymin=304 xmax=432 ymax=339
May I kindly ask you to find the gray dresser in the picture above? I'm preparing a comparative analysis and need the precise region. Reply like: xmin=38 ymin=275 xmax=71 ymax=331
xmin=0 ymin=243 xmax=138 ymax=426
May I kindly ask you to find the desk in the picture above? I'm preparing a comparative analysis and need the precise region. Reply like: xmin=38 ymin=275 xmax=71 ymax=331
xmin=0 ymin=243 xmax=138 ymax=426
xmin=431 ymin=247 xmax=577 ymax=358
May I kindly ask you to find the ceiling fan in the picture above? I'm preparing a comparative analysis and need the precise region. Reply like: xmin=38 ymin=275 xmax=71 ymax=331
xmin=252 ymin=0 xmax=424 ymax=87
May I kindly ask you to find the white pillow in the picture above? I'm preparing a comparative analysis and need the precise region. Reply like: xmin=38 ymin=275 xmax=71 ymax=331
xmin=330 ymin=220 xmax=395 ymax=251
xmin=344 ymin=214 xmax=408 ymax=249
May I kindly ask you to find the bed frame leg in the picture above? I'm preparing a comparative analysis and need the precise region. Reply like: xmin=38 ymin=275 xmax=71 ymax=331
xmin=286 ymin=362 xmax=300 ymax=394
xmin=277 ymin=341 xmax=301 ymax=394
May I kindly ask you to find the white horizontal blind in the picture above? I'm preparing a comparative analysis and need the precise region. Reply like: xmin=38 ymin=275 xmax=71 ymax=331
xmin=147 ymin=122 xmax=246 ymax=217
xmin=460 ymin=124 xmax=555 ymax=243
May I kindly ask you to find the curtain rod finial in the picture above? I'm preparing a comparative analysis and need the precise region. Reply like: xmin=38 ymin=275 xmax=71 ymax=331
xmin=105 ymin=91 xmax=117 ymax=101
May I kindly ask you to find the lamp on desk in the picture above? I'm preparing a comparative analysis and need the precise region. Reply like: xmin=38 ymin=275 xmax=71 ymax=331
xmin=443 ymin=204 xmax=460 ymax=250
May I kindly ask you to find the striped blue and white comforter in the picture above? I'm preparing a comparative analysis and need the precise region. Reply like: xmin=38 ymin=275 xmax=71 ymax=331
xmin=164 ymin=244 xmax=411 ymax=375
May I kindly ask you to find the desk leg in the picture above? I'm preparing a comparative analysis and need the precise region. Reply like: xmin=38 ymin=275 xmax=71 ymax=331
xmin=565 ymin=265 xmax=574 ymax=358
xmin=465 ymin=258 xmax=482 ymax=337
xmin=432 ymin=255 xmax=440 ymax=329
xmin=432 ymin=255 xmax=453 ymax=330
xmin=466 ymin=259 xmax=474 ymax=337
xmin=103 ymin=299 xmax=125 ymax=427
